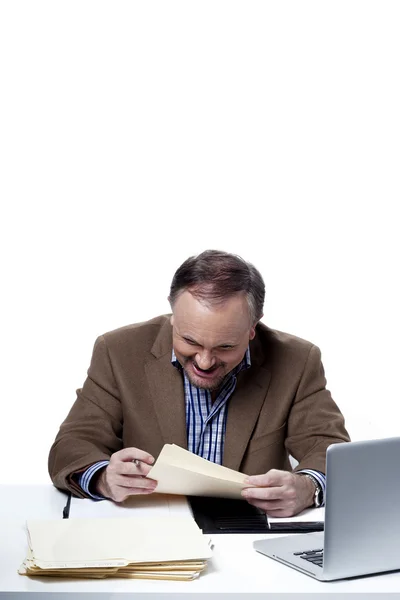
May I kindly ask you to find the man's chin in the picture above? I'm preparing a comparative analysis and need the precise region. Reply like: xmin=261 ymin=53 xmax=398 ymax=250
xmin=184 ymin=368 xmax=225 ymax=392
xmin=188 ymin=378 xmax=221 ymax=391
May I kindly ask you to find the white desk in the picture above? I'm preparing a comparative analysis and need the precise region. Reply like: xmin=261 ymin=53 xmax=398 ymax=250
xmin=1 ymin=484 xmax=400 ymax=599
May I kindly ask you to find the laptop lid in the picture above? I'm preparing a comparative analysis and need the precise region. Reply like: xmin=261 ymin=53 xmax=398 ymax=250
xmin=254 ymin=437 xmax=400 ymax=581
xmin=322 ymin=436 xmax=400 ymax=579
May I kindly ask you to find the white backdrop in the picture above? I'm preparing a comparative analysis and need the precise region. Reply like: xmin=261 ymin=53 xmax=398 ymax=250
xmin=1 ymin=1 xmax=399 ymax=484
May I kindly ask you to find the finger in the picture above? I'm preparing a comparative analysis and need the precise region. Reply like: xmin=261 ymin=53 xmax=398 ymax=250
xmin=115 ymin=475 xmax=158 ymax=490
xmin=117 ymin=461 xmax=154 ymax=477
xmin=132 ymin=459 xmax=153 ymax=475
xmin=245 ymin=469 xmax=289 ymax=487
xmin=245 ymin=497 xmax=287 ymax=512
xmin=126 ymin=487 xmax=157 ymax=495
xmin=113 ymin=486 xmax=157 ymax=503
xmin=112 ymin=447 xmax=155 ymax=465
xmin=242 ymin=486 xmax=284 ymax=501
xmin=245 ymin=496 xmax=298 ymax=517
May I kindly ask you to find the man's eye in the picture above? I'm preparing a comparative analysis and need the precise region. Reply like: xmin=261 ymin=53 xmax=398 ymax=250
xmin=184 ymin=338 xmax=197 ymax=345
xmin=220 ymin=345 xmax=234 ymax=350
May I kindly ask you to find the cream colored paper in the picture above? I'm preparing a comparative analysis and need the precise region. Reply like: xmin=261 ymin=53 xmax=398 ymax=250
xmin=147 ymin=444 xmax=247 ymax=498
xmin=26 ymin=516 xmax=212 ymax=569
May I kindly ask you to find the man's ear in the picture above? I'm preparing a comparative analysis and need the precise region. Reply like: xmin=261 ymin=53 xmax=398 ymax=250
xmin=249 ymin=314 xmax=263 ymax=340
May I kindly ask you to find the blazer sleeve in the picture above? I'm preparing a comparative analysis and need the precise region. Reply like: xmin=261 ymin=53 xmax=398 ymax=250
xmin=48 ymin=336 xmax=123 ymax=496
xmin=285 ymin=344 xmax=350 ymax=473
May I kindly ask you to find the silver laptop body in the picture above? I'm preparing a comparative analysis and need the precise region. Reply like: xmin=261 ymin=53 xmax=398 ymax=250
xmin=253 ymin=437 xmax=400 ymax=581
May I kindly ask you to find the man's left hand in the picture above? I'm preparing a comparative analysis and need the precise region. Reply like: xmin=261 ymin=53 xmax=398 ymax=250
xmin=241 ymin=469 xmax=315 ymax=517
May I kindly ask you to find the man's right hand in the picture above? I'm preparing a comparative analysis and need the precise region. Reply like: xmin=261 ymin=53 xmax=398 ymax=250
xmin=95 ymin=447 xmax=158 ymax=503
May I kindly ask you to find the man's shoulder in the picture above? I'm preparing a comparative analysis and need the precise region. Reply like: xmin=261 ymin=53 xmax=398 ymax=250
xmin=101 ymin=315 xmax=171 ymax=353
xmin=254 ymin=322 xmax=316 ymax=366
xmin=258 ymin=323 xmax=314 ymax=351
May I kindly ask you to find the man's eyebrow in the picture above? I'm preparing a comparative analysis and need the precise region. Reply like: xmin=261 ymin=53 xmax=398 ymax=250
xmin=179 ymin=333 xmax=199 ymax=343
xmin=182 ymin=335 xmax=198 ymax=343
xmin=181 ymin=334 xmax=237 ymax=348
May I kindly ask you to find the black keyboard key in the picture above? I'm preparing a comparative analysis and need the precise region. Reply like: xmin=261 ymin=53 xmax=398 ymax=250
xmin=297 ymin=548 xmax=324 ymax=568
xmin=304 ymin=557 xmax=323 ymax=564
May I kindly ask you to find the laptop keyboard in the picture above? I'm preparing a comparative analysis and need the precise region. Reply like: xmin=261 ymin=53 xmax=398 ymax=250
xmin=294 ymin=548 xmax=324 ymax=567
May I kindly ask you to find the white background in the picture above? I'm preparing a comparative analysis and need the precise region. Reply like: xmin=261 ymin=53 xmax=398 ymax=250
xmin=1 ymin=1 xmax=399 ymax=484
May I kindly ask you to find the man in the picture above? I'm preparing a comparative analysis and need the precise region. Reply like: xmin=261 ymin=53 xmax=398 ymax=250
xmin=49 ymin=250 xmax=350 ymax=517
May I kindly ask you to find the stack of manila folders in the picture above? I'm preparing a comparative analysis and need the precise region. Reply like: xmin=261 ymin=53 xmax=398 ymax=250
xmin=19 ymin=516 xmax=213 ymax=580
xmin=19 ymin=444 xmax=249 ymax=581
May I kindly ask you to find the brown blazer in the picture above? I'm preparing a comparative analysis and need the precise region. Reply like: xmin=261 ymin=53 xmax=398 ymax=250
xmin=48 ymin=315 xmax=350 ymax=497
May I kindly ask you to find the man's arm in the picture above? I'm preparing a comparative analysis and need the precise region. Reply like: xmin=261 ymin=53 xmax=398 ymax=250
xmin=286 ymin=344 xmax=350 ymax=472
xmin=48 ymin=335 xmax=124 ymax=496
xmin=242 ymin=344 xmax=349 ymax=516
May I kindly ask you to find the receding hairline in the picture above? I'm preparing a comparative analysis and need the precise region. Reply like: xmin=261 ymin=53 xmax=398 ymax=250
xmin=169 ymin=287 xmax=255 ymax=322
xmin=169 ymin=249 xmax=265 ymax=324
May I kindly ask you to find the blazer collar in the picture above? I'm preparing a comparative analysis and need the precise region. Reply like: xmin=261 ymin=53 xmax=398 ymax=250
xmin=150 ymin=315 xmax=174 ymax=358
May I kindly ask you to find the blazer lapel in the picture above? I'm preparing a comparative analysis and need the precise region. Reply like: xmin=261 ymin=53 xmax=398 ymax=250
xmin=223 ymin=337 xmax=271 ymax=471
xmin=145 ymin=319 xmax=188 ymax=450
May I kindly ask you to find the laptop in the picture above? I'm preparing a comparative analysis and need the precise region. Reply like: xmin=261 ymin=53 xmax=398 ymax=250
xmin=253 ymin=437 xmax=400 ymax=580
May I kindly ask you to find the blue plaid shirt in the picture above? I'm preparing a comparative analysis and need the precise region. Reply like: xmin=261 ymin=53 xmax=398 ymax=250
xmin=80 ymin=348 xmax=326 ymax=503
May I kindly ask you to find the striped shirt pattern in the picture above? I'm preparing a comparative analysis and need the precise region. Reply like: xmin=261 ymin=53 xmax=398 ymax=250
xmin=80 ymin=348 xmax=326 ymax=504
xmin=79 ymin=460 xmax=110 ymax=500
xmin=172 ymin=347 xmax=251 ymax=465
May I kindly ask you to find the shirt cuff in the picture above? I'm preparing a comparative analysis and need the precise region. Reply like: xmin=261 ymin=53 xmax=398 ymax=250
xmin=79 ymin=460 xmax=110 ymax=500
xmin=297 ymin=469 xmax=326 ymax=506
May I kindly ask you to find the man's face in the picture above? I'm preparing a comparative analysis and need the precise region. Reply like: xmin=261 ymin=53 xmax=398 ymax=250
xmin=170 ymin=291 xmax=257 ymax=392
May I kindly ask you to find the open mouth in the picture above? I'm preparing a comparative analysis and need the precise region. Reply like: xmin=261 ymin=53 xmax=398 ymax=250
xmin=192 ymin=362 xmax=220 ymax=378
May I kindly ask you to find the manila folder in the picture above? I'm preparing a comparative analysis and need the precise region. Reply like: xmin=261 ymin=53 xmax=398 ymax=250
xmin=148 ymin=444 xmax=248 ymax=499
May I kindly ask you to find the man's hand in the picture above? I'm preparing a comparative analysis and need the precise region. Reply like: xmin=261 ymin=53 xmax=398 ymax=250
xmin=241 ymin=469 xmax=315 ymax=517
xmin=95 ymin=447 xmax=157 ymax=503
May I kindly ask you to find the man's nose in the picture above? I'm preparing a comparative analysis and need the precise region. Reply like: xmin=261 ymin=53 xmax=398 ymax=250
xmin=195 ymin=351 xmax=216 ymax=370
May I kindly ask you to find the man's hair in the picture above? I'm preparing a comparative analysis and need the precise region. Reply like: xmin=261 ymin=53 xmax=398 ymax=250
xmin=169 ymin=250 xmax=265 ymax=324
